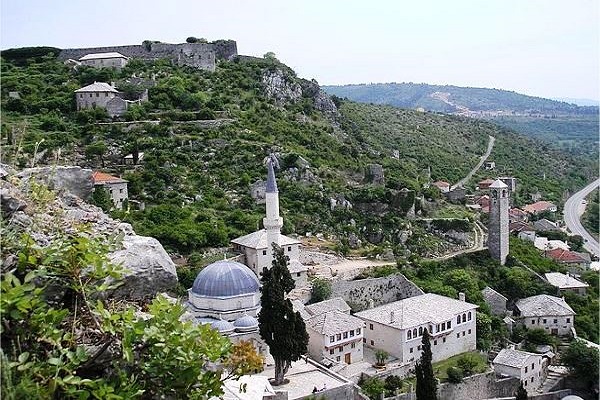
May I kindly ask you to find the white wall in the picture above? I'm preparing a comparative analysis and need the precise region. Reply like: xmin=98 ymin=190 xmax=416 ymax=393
xmin=494 ymin=354 xmax=544 ymax=393
xmin=82 ymin=57 xmax=128 ymax=69
xmin=76 ymin=91 xmax=116 ymax=110
xmin=521 ymin=315 xmax=574 ymax=336
xmin=308 ymin=326 xmax=364 ymax=364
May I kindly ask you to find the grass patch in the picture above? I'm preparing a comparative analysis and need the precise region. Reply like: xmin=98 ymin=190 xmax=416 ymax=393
xmin=432 ymin=351 xmax=488 ymax=382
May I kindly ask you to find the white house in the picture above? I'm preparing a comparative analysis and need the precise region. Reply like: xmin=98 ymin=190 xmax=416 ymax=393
xmin=514 ymin=295 xmax=575 ymax=336
xmin=79 ymin=52 xmax=129 ymax=69
xmin=92 ymin=171 xmax=128 ymax=209
xmin=355 ymin=293 xmax=478 ymax=364
xmin=493 ymin=348 xmax=546 ymax=393
xmin=294 ymin=297 xmax=364 ymax=365
xmin=544 ymin=272 xmax=589 ymax=296
xmin=75 ymin=82 xmax=118 ymax=111
xmin=306 ymin=310 xmax=365 ymax=365
xmin=231 ymin=159 xmax=308 ymax=286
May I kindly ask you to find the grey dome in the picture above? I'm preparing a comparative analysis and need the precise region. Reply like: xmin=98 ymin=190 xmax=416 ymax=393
xmin=561 ymin=396 xmax=584 ymax=400
xmin=234 ymin=315 xmax=259 ymax=331
xmin=192 ymin=260 xmax=259 ymax=297
xmin=210 ymin=319 xmax=235 ymax=333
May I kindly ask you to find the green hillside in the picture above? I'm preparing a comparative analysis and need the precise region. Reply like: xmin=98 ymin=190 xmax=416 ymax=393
xmin=1 ymin=52 xmax=593 ymax=257
xmin=322 ymin=82 xmax=598 ymax=115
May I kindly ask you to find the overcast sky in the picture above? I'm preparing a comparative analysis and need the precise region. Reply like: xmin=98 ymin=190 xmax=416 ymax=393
xmin=2 ymin=0 xmax=598 ymax=100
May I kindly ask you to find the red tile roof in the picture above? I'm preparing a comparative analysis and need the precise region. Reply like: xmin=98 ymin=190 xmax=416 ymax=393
xmin=545 ymin=248 xmax=588 ymax=264
xmin=523 ymin=201 xmax=556 ymax=214
xmin=92 ymin=171 xmax=127 ymax=184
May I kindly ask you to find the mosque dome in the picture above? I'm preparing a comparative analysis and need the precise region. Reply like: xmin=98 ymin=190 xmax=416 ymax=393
xmin=191 ymin=260 xmax=260 ymax=297
xmin=233 ymin=315 xmax=259 ymax=332
xmin=210 ymin=319 xmax=235 ymax=334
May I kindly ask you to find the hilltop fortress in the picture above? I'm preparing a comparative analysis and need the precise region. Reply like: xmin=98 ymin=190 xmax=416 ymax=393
xmin=58 ymin=39 xmax=237 ymax=71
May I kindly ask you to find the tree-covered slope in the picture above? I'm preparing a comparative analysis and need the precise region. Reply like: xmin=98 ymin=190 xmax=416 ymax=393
xmin=323 ymin=82 xmax=598 ymax=115
xmin=1 ymin=52 xmax=592 ymax=257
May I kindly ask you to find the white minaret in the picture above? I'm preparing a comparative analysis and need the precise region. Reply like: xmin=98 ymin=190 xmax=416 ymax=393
xmin=488 ymin=179 xmax=509 ymax=265
xmin=263 ymin=158 xmax=283 ymax=270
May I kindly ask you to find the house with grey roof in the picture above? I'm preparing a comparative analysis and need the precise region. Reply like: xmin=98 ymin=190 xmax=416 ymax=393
xmin=493 ymin=348 xmax=546 ymax=393
xmin=355 ymin=293 xmax=478 ymax=363
xmin=75 ymin=82 xmax=118 ymax=111
xmin=514 ymin=294 xmax=575 ymax=336
xmin=532 ymin=218 xmax=560 ymax=232
xmin=481 ymin=286 xmax=507 ymax=316
xmin=79 ymin=52 xmax=129 ymax=69
xmin=544 ymin=272 xmax=589 ymax=296
xmin=294 ymin=297 xmax=364 ymax=365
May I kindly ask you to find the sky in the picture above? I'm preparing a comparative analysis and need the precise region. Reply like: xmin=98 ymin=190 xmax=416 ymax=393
xmin=1 ymin=0 xmax=599 ymax=100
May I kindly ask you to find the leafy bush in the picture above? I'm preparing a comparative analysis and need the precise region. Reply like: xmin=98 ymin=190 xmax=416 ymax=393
xmin=310 ymin=278 xmax=332 ymax=303
xmin=447 ymin=366 xmax=463 ymax=383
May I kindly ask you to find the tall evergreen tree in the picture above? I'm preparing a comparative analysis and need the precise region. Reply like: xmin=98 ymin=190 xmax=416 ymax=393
xmin=415 ymin=329 xmax=438 ymax=400
xmin=258 ymin=244 xmax=309 ymax=385
xmin=515 ymin=382 xmax=528 ymax=400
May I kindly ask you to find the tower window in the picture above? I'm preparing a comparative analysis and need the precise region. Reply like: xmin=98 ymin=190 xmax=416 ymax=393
xmin=262 ymin=250 xmax=267 ymax=255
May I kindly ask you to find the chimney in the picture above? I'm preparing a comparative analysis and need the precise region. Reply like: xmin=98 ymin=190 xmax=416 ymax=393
xmin=368 ymin=299 xmax=374 ymax=309
xmin=390 ymin=311 xmax=395 ymax=323
xmin=458 ymin=292 xmax=466 ymax=302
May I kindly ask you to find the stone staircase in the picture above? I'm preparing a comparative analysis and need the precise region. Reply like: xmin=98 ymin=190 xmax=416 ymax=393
xmin=537 ymin=366 xmax=569 ymax=394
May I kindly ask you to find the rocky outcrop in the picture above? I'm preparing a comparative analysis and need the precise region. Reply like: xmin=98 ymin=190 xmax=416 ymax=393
xmin=108 ymin=236 xmax=177 ymax=300
xmin=1 ymin=166 xmax=177 ymax=300
xmin=262 ymin=69 xmax=302 ymax=106
xmin=17 ymin=166 xmax=94 ymax=200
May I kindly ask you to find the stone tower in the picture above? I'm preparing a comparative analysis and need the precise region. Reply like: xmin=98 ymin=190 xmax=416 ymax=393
xmin=488 ymin=179 xmax=510 ymax=265
xmin=263 ymin=158 xmax=283 ymax=267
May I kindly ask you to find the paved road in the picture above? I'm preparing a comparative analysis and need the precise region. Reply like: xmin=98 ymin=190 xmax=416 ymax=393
xmin=563 ymin=178 xmax=600 ymax=257
xmin=451 ymin=135 xmax=495 ymax=190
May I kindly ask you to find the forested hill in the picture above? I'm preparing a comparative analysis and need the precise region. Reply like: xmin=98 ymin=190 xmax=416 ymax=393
xmin=322 ymin=82 xmax=598 ymax=115
xmin=1 ymin=50 xmax=594 ymax=257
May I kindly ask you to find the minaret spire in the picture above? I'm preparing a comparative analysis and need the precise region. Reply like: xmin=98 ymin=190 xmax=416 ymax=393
xmin=263 ymin=156 xmax=283 ymax=272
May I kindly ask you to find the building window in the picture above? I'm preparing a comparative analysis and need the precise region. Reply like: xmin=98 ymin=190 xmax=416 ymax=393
xmin=457 ymin=334 xmax=460 ymax=338
xmin=553 ymin=319 xmax=558 ymax=324
xmin=531 ymin=363 xmax=534 ymax=370
xmin=262 ymin=250 xmax=267 ymax=255
xmin=363 ymin=338 xmax=366 ymax=343
xmin=105 ymin=93 xmax=109 ymax=97
xmin=448 ymin=321 xmax=451 ymax=328
xmin=462 ymin=331 xmax=465 ymax=337
xmin=350 ymin=331 xmax=354 ymax=337
xmin=338 ymin=347 xmax=343 ymax=353
xmin=336 ymin=334 xmax=341 ymax=341
xmin=370 ymin=324 xmax=373 ymax=330
xmin=413 ymin=328 xmax=417 ymax=337
xmin=330 ymin=335 xmax=334 ymax=342
xmin=336 ymin=356 xmax=340 ymax=362
xmin=119 ymin=188 xmax=123 ymax=193
xmin=418 ymin=345 xmax=421 ymax=351
xmin=543 ymin=319 xmax=547 ymax=324
xmin=419 ymin=327 xmax=423 ymax=336
xmin=343 ymin=332 xmax=348 ymax=339
xmin=531 ymin=320 xmax=535 ymax=325
xmin=408 ymin=331 xmax=412 ymax=340
xmin=525 ymin=367 xmax=528 ymax=373
xmin=566 ymin=318 xmax=571 ymax=323
xmin=96 ymin=93 xmax=99 ymax=97
xmin=330 ymin=349 xmax=334 ymax=355
xmin=457 ymin=316 xmax=461 ymax=324
xmin=288 ymin=246 xmax=291 ymax=251
xmin=351 ymin=343 xmax=356 ymax=349
xmin=468 ymin=329 xmax=471 ymax=334
xmin=410 ymin=348 xmax=413 ymax=353
xmin=531 ymin=377 xmax=533 ymax=383
xmin=468 ymin=312 xmax=472 ymax=320
xmin=297 ymin=272 xmax=301 ymax=277
xmin=436 ymin=324 xmax=440 ymax=332
xmin=524 ymin=380 xmax=527 ymax=387
xmin=434 ymin=340 xmax=437 ymax=346
xmin=443 ymin=338 xmax=446 ymax=343
xmin=356 ymin=328 xmax=361 ymax=335
xmin=462 ymin=314 xmax=466 ymax=323
xmin=370 ymin=340 xmax=374 ymax=346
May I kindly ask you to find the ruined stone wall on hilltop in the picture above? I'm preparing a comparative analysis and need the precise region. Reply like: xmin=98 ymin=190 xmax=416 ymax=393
xmin=58 ymin=40 xmax=237 ymax=71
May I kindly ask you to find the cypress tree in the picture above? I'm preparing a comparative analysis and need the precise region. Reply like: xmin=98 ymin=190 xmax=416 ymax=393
xmin=258 ymin=244 xmax=309 ymax=385
xmin=415 ymin=328 xmax=438 ymax=400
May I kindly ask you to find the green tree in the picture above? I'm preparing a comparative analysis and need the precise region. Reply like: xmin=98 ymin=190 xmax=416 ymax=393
xmin=515 ymin=382 xmax=528 ymax=400
xmin=258 ymin=244 xmax=308 ymax=385
xmin=562 ymin=340 xmax=599 ymax=389
xmin=476 ymin=312 xmax=492 ymax=350
xmin=310 ymin=278 xmax=332 ymax=303
xmin=90 ymin=186 xmax=113 ymax=211
xmin=415 ymin=329 xmax=437 ymax=400
xmin=375 ymin=349 xmax=388 ymax=366
xmin=359 ymin=376 xmax=385 ymax=400
xmin=85 ymin=141 xmax=108 ymax=167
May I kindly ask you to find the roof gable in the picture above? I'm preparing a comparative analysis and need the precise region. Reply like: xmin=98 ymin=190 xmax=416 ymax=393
xmin=516 ymin=294 xmax=575 ymax=317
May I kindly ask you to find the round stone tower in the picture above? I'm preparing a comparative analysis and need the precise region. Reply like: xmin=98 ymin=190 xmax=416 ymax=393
xmin=488 ymin=179 xmax=510 ymax=265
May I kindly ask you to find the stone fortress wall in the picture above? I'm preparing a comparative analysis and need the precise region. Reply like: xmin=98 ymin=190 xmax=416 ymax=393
xmin=58 ymin=40 xmax=237 ymax=71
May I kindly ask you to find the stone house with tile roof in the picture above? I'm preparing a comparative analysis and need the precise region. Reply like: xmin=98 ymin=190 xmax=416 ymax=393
xmin=75 ymin=82 xmax=119 ymax=111
xmin=92 ymin=171 xmax=128 ymax=209
xmin=79 ymin=52 xmax=129 ymax=69
xmin=544 ymin=272 xmax=589 ymax=296
xmin=514 ymin=295 xmax=575 ymax=336
xmin=355 ymin=293 xmax=478 ymax=363
xmin=493 ymin=348 xmax=546 ymax=393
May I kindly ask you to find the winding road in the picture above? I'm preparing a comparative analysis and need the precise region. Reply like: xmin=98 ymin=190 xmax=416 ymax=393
xmin=450 ymin=135 xmax=495 ymax=190
xmin=563 ymin=178 xmax=600 ymax=257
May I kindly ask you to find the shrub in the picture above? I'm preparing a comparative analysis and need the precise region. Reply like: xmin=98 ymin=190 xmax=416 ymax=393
xmin=447 ymin=366 xmax=464 ymax=383
xmin=310 ymin=278 xmax=332 ymax=303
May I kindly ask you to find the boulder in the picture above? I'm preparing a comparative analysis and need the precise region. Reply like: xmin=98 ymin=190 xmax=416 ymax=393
xmin=1 ymin=187 xmax=27 ymax=216
xmin=108 ymin=235 xmax=178 ymax=300
xmin=262 ymin=69 xmax=302 ymax=106
xmin=18 ymin=166 xmax=93 ymax=200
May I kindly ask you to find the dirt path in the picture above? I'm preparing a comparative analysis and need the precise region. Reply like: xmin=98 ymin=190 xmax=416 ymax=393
xmin=450 ymin=135 xmax=495 ymax=190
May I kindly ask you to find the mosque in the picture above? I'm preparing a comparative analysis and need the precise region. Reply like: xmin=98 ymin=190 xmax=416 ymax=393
xmin=185 ymin=157 xmax=308 ymax=346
